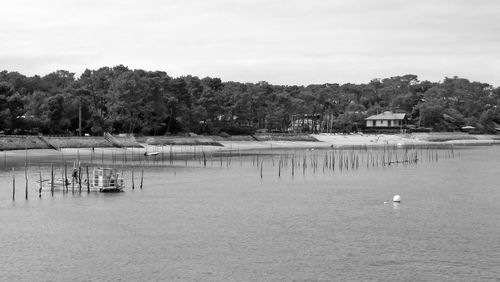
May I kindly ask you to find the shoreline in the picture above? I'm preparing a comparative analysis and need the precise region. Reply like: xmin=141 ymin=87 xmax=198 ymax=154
xmin=1 ymin=132 xmax=499 ymax=152
xmin=1 ymin=133 xmax=499 ymax=167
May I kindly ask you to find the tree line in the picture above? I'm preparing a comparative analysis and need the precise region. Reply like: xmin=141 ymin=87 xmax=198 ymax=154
xmin=1 ymin=66 xmax=499 ymax=136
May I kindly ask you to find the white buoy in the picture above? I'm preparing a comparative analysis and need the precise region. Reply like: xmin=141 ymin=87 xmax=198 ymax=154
xmin=393 ymin=195 xmax=401 ymax=203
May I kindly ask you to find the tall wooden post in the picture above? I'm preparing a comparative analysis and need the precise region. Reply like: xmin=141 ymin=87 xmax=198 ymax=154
xmin=39 ymin=171 xmax=42 ymax=197
xmin=64 ymin=161 xmax=68 ymax=191
xmin=86 ymin=166 xmax=90 ymax=193
xmin=25 ymin=141 xmax=28 ymax=199
xmin=78 ymin=165 xmax=82 ymax=192
xmin=50 ymin=164 xmax=54 ymax=197
xmin=12 ymin=168 xmax=15 ymax=201
xmin=25 ymin=160 xmax=28 ymax=200
xmin=140 ymin=170 xmax=144 ymax=189
xmin=132 ymin=171 xmax=135 ymax=190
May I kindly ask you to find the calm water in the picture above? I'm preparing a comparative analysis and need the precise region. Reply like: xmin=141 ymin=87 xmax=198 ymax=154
xmin=0 ymin=146 xmax=499 ymax=281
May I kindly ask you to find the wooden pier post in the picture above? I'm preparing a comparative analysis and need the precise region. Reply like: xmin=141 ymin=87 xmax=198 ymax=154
xmin=78 ymin=165 xmax=82 ymax=192
xmin=72 ymin=170 xmax=75 ymax=194
xmin=132 ymin=170 xmax=135 ymax=190
xmin=86 ymin=166 xmax=90 ymax=193
xmin=50 ymin=164 xmax=54 ymax=197
xmin=278 ymin=158 xmax=281 ymax=178
xmin=161 ymin=146 xmax=164 ymax=164
xmin=140 ymin=170 xmax=144 ymax=189
xmin=39 ymin=171 xmax=42 ymax=197
xmin=12 ymin=168 xmax=15 ymax=201
xmin=64 ymin=161 xmax=68 ymax=191
xmin=61 ymin=162 xmax=65 ymax=194
xmin=169 ymin=146 xmax=173 ymax=165
xmin=24 ymin=156 xmax=28 ymax=200
xmin=24 ymin=145 xmax=28 ymax=200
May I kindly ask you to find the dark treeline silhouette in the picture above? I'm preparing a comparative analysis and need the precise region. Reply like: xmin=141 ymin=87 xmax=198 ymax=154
xmin=1 ymin=66 xmax=499 ymax=135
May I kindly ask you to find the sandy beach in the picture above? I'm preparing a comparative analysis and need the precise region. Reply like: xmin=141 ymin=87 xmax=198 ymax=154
xmin=1 ymin=132 xmax=499 ymax=167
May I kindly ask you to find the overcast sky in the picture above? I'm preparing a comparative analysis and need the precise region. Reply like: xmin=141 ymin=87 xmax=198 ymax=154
xmin=1 ymin=0 xmax=499 ymax=86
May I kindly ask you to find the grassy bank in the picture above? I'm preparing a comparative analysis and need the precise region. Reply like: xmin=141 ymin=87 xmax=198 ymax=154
xmin=252 ymin=134 xmax=319 ymax=142
xmin=135 ymin=136 xmax=224 ymax=146
xmin=0 ymin=136 xmax=49 ymax=150
xmin=132 ymin=133 xmax=318 ymax=145
xmin=0 ymin=136 xmax=139 ymax=151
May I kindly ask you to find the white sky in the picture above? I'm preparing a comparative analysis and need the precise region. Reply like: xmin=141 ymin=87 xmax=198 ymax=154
xmin=1 ymin=0 xmax=499 ymax=86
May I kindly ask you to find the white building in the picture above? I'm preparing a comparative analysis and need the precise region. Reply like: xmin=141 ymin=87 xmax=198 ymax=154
xmin=365 ymin=111 xmax=407 ymax=128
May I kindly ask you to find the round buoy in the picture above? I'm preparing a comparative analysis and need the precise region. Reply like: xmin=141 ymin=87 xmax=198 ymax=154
xmin=393 ymin=195 xmax=401 ymax=203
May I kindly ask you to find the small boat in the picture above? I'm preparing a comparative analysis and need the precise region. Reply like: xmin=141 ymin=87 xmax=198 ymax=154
xmin=89 ymin=167 xmax=124 ymax=192
xmin=143 ymin=144 xmax=161 ymax=156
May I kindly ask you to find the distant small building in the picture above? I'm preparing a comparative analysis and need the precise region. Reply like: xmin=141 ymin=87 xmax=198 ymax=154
xmin=365 ymin=111 xmax=407 ymax=128
xmin=289 ymin=114 xmax=321 ymax=133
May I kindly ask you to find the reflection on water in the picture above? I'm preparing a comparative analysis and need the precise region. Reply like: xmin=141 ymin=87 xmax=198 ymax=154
xmin=0 ymin=146 xmax=499 ymax=281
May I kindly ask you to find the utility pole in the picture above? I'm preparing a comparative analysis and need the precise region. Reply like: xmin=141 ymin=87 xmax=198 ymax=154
xmin=78 ymin=97 xmax=82 ymax=136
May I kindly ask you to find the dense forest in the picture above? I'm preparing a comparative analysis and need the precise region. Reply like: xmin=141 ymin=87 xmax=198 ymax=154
xmin=1 ymin=66 xmax=499 ymax=136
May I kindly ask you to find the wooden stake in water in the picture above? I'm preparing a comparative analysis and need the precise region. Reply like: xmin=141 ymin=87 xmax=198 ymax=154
xmin=278 ymin=158 xmax=281 ymax=178
xmin=140 ymin=170 xmax=144 ymax=189
xmin=25 ymin=160 xmax=28 ymax=200
xmin=39 ymin=171 xmax=42 ymax=197
xmin=12 ymin=168 xmax=15 ymax=201
xmin=50 ymin=164 xmax=54 ymax=197
xmin=61 ymin=161 xmax=65 ymax=194
xmin=72 ymin=164 xmax=75 ymax=193
xmin=78 ymin=165 xmax=82 ymax=192
xmin=132 ymin=171 xmax=135 ymax=190
xmin=86 ymin=166 xmax=90 ymax=193
xmin=64 ymin=161 xmax=68 ymax=191
xmin=161 ymin=146 xmax=164 ymax=164
xmin=169 ymin=146 xmax=173 ymax=165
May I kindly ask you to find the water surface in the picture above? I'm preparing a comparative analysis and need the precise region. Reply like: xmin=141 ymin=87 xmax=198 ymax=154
xmin=1 ymin=146 xmax=499 ymax=281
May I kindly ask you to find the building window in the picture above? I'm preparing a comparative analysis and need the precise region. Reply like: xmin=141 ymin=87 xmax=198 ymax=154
xmin=388 ymin=120 xmax=392 ymax=127
xmin=372 ymin=121 xmax=376 ymax=127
